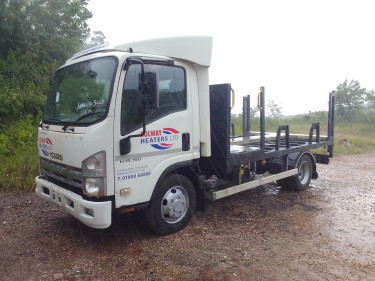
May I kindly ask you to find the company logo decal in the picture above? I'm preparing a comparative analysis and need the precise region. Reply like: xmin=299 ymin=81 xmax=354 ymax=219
xmin=39 ymin=138 xmax=53 ymax=157
xmin=39 ymin=137 xmax=63 ymax=160
xmin=140 ymin=128 xmax=180 ymax=150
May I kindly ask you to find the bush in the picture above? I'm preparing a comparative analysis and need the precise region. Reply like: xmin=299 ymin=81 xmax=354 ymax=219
xmin=0 ymin=115 xmax=39 ymax=190
xmin=0 ymin=0 xmax=98 ymax=190
xmin=0 ymin=51 xmax=50 ymax=124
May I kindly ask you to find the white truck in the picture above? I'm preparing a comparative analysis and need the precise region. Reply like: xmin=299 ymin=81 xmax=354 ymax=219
xmin=35 ymin=36 xmax=335 ymax=234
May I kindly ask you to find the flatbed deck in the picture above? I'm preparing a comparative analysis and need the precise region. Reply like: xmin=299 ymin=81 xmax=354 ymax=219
xmin=199 ymin=84 xmax=335 ymax=180
xmin=230 ymin=132 xmax=331 ymax=154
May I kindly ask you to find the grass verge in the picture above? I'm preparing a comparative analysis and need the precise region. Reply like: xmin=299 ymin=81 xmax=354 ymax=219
xmin=0 ymin=147 xmax=38 ymax=191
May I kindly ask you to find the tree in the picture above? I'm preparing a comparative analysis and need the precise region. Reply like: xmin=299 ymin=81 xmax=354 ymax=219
xmin=0 ymin=0 xmax=93 ymax=64
xmin=83 ymin=31 xmax=107 ymax=49
xmin=335 ymin=79 xmax=370 ymax=117
xmin=0 ymin=0 xmax=28 ymax=59
xmin=0 ymin=0 xmax=105 ymax=190
xmin=267 ymin=99 xmax=283 ymax=117
xmin=365 ymin=89 xmax=375 ymax=109
xmin=0 ymin=0 xmax=104 ymax=122
xmin=249 ymin=106 xmax=259 ymax=118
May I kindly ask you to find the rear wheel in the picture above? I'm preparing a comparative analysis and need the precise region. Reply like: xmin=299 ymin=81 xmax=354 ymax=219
xmin=145 ymin=174 xmax=196 ymax=235
xmin=288 ymin=154 xmax=313 ymax=191
xmin=277 ymin=154 xmax=313 ymax=191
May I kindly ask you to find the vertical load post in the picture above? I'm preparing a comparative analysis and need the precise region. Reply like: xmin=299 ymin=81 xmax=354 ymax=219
xmin=258 ymin=87 xmax=265 ymax=150
xmin=242 ymin=95 xmax=251 ymax=137
xmin=328 ymin=91 xmax=335 ymax=157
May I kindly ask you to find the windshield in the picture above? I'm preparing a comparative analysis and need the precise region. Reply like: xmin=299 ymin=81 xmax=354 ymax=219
xmin=43 ymin=57 xmax=118 ymax=125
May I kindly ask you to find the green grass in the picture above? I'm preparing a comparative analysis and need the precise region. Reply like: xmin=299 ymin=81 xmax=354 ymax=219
xmin=0 ymin=147 xmax=39 ymax=190
xmin=0 ymin=116 xmax=39 ymax=191
xmin=333 ymin=135 xmax=375 ymax=155
xmin=232 ymin=113 xmax=375 ymax=156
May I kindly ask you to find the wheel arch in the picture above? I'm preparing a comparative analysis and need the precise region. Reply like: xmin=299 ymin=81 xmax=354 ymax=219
xmin=145 ymin=161 xmax=199 ymax=234
xmin=150 ymin=160 xmax=201 ymax=203
xmin=290 ymin=152 xmax=318 ymax=179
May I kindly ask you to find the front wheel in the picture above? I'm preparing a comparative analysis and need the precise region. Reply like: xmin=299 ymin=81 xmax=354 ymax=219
xmin=145 ymin=174 xmax=196 ymax=235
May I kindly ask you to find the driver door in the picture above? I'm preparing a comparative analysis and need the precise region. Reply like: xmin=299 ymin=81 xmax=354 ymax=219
xmin=113 ymin=60 xmax=193 ymax=208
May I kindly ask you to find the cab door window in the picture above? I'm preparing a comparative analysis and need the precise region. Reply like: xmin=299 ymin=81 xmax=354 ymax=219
xmin=121 ymin=63 xmax=186 ymax=135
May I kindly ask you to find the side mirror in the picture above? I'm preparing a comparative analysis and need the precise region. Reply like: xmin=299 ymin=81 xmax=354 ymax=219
xmin=140 ymin=72 xmax=159 ymax=110
xmin=120 ymin=137 xmax=131 ymax=155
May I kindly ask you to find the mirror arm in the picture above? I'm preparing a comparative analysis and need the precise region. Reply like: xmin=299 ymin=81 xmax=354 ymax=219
xmin=120 ymin=114 xmax=146 ymax=155
xmin=124 ymin=58 xmax=145 ymax=84
xmin=120 ymin=58 xmax=158 ymax=155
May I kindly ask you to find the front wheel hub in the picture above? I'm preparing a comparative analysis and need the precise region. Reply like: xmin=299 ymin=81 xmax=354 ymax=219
xmin=161 ymin=186 xmax=189 ymax=223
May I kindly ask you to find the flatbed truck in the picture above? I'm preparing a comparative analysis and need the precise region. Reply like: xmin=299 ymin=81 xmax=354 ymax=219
xmin=35 ymin=36 xmax=335 ymax=234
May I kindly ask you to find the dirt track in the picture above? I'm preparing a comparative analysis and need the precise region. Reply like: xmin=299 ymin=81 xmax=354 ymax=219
xmin=1 ymin=153 xmax=375 ymax=281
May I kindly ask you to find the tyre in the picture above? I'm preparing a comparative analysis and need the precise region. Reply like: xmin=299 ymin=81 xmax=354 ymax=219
xmin=276 ymin=178 xmax=290 ymax=188
xmin=145 ymin=174 xmax=196 ymax=235
xmin=288 ymin=154 xmax=313 ymax=191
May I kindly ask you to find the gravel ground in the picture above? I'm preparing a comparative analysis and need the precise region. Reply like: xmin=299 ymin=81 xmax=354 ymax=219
xmin=1 ymin=152 xmax=375 ymax=281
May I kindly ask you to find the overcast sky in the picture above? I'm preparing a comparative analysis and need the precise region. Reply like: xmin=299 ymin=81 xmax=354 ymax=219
xmin=87 ymin=0 xmax=375 ymax=115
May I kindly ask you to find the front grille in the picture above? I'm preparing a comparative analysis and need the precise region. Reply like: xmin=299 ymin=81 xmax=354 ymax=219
xmin=40 ymin=157 xmax=83 ymax=195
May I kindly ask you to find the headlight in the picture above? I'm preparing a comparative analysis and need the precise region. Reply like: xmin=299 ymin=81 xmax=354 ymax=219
xmin=82 ymin=151 xmax=106 ymax=197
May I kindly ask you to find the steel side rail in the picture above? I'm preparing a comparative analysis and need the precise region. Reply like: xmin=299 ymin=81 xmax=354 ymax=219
xmin=210 ymin=168 xmax=298 ymax=201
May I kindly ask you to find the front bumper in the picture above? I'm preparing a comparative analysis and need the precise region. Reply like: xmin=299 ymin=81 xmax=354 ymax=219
xmin=35 ymin=176 xmax=112 ymax=229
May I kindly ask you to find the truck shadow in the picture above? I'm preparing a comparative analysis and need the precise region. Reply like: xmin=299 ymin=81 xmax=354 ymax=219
xmin=42 ymin=182 xmax=322 ymax=250
xmin=44 ymin=210 xmax=154 ymax=249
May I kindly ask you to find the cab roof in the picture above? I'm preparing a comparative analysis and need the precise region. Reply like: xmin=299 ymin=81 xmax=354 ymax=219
xmin=70 ymin=36 xmax=213 ymax=67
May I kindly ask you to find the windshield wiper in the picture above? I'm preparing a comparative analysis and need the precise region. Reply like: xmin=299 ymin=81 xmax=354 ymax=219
xmin=62 ymin=124 xmax=75 ymax=132
xmin=74 ymin=111 xmax=105 ymax=123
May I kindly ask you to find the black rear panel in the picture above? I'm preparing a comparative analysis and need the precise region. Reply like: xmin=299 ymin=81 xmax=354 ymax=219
xmin=199 ymin=84 xmax=232 ymax=178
